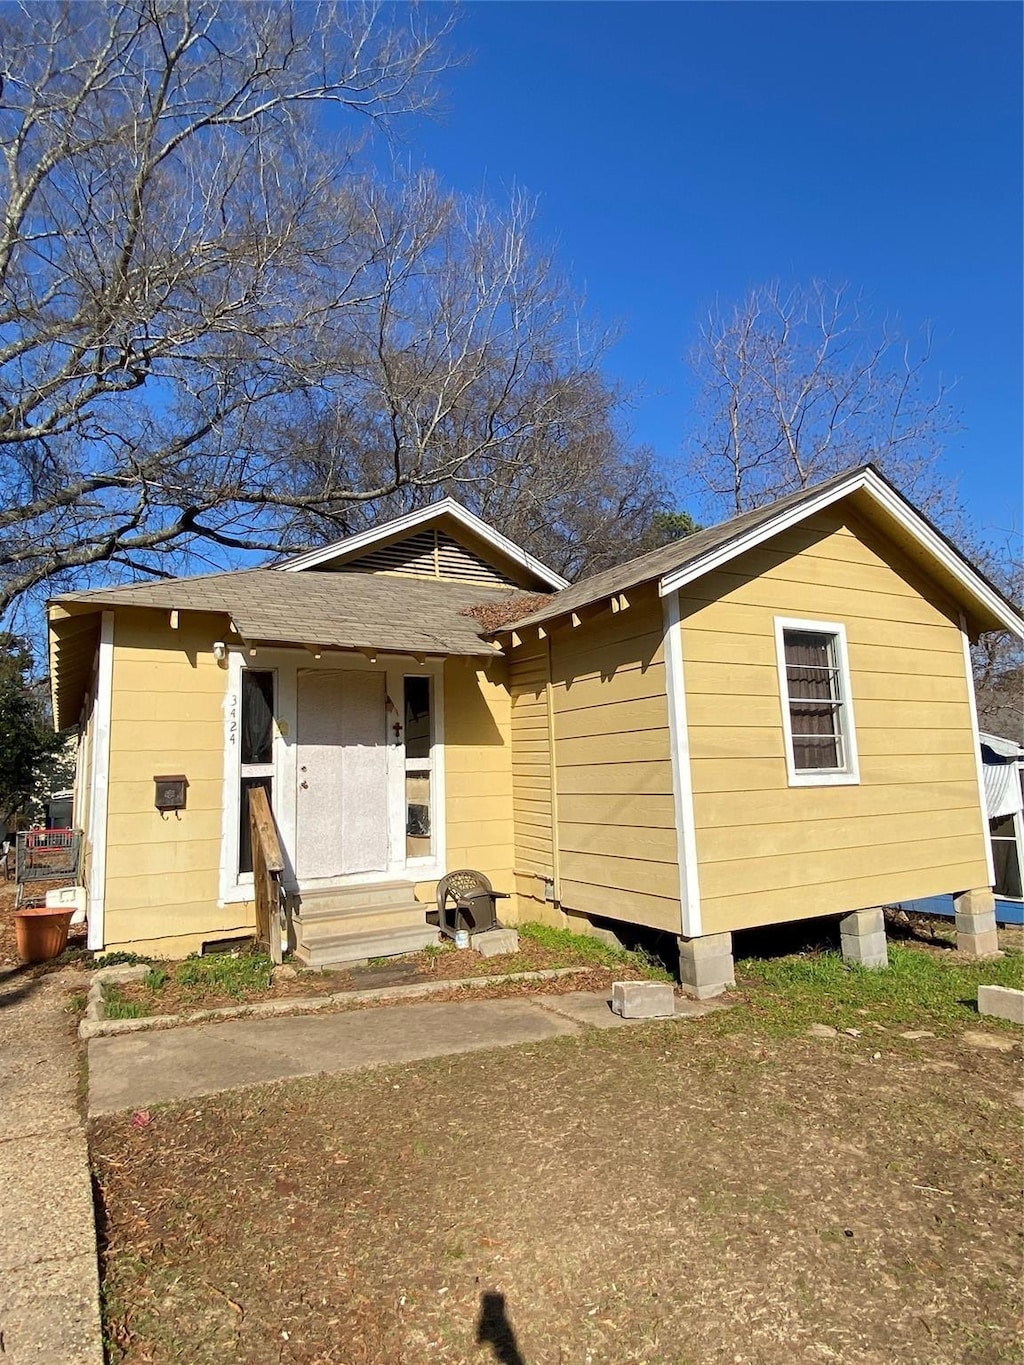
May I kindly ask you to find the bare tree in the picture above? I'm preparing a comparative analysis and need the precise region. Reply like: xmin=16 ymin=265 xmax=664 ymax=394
xmin=686 ymin=278 xmax=1020 ymax=723
xmin=0 ymin=0 xmax=453 ymax=621
xmin=686 ymin=280 xmax=959 ymax=521
xmin=275 ymin=177 xmax=669 ymax=578
xmin=971 ymin=542 xmax=1023 ymax=744
xmin=0 ymin=3 xmax=668 ymax=619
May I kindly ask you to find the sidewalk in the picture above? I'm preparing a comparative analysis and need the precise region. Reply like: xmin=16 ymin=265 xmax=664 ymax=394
xmin=0 ymin=964 xmax=104 ymax=1365
xmin=88 ymin=989 xmax=722 ymax=1116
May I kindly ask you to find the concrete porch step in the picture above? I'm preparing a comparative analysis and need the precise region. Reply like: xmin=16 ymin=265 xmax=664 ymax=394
xmin=295 ymin=900 xmax=428 ymax=940
xmin=297 ymin=880 xmax=419 ymax=913
xmin=294 ymin=923 xmax=439 ymax=969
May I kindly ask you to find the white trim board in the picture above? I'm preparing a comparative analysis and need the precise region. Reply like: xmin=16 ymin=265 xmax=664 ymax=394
xmin=276 ymin=497 xmax=569 ymax=591
xmin=86 ymin=611 xmax=114 ymax=951
xmin=662 ymin=589 xmax=702 ymax=937
xmin=658 ymin=467 xmax=1024 ymax=638
xmin=773 ymin=616 xmax=861 ymax=789
xmin=961 ymin=613 xmax=997 ymax=889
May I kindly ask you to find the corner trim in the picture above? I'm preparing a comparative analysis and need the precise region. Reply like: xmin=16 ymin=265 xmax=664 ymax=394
xmin=86 ymin=611 xmax=114 ymax=952
xmin=961 ymin=613 xmax=997 ymax=888
xmin=663 ymin=589 xmax=702 ymax=937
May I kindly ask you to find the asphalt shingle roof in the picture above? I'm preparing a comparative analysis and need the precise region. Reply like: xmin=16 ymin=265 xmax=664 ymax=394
xmin=54 ymin=570 xmax=515 ymax=656
xmin=504 ymin=471 xmax=864 ymax=632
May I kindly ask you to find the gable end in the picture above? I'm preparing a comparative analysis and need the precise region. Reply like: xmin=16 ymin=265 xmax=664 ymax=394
xmin=338 ymin=527 xmax=521 ymax=589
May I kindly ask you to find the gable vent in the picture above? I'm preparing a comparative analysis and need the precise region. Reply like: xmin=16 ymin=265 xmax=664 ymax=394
xmin=341 ymin=528 xmax=519 ymax=587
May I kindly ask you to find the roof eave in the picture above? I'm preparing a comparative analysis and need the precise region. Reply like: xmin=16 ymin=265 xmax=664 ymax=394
xmin=657 ymin=467 xmax=1023 ymax=639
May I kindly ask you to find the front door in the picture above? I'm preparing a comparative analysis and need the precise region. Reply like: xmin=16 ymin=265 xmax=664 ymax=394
xmin=295 ymin=669 xmax=389 ymax=881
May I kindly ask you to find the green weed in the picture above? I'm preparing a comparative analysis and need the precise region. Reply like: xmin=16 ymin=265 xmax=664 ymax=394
xmin=519 ymin=921 xmax=673 ymax=980
xmin=143 ymin=966 xmax=169 ymax=991
xmin=103 ymin=986 xmax=150 ymax=1020
xmin=90 ymin=950 xmax=153 ymax=970
xmin=174 ymin=950 xmax=274 ymax=1000
xmin=713 ymin=941 xmax=1024 ymax=1038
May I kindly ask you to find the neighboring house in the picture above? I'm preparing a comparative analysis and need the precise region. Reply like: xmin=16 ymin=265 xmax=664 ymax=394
xmin=48 ymin=467 xmax=1023 ymax=990
xmin=980 ymin=732 xmax=1024 ymax=902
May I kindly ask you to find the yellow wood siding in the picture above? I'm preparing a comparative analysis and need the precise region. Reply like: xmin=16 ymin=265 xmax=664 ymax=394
xmin=548 ymin=586 xmax=680 ymax=933
xmin=509 ymin=640 xmax=554 ymax=895
xmin=682 ymin=507 xmax=990 ymax=933
xmin=103 ymin=609 xmax=243 ymax=954
xmin=415 ymin=658 xmax=516 ymax=913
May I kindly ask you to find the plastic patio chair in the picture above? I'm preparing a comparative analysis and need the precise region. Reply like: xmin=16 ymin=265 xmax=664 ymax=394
xmin=435 ymin=868 xmax=510 ymax=940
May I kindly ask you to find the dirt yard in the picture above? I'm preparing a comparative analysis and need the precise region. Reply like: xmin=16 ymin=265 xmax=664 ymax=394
xmin=91 ymin=973 xmax=1023 ymax=1365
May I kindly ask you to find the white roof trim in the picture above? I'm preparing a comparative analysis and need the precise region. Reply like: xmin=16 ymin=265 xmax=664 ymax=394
xmin=277 ymin=498 xmax=569 ymax=590
xmin=980 ymin=732 xmax=1024 ymax=760
xmin=658 ymin=467 xmax=1024 ymax=638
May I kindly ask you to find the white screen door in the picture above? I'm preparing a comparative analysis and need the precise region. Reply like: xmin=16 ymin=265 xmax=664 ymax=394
xmin=295 ymin=670 xmax=389 ymax=880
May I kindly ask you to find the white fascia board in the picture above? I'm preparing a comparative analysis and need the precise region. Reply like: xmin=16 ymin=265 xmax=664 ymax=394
xmin=657 ymin=468 xmax=1024 ymax=638
xmin=277 ymin=497 xmax=570 ymax=590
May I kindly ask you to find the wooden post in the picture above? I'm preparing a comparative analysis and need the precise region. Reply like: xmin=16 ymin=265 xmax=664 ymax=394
xmin=248 ymin=785 xmax=285 ymax=964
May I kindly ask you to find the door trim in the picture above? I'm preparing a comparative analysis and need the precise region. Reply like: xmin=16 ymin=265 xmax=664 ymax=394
xmin=219 ymin=648 xmax=447 ymax=904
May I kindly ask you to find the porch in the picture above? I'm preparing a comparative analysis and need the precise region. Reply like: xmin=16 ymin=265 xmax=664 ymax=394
xmin=238 ymin=651 xmax=446 ymax=968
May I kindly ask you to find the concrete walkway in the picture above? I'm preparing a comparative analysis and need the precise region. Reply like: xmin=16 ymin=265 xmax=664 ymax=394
xmin=0 ymin=964 xmax=104 ymax=1365
xmin=88 ymin=990 xmax=721 ymax=1116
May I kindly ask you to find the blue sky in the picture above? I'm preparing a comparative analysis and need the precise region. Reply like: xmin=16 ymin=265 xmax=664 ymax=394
xmin=402 ymin=1 xmax=1022 ymax=539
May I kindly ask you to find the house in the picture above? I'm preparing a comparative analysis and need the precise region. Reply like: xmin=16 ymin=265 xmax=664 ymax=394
xmin=980 ymin=731 xmax=1024 ymax=903
xmin=48 ymin=466 xmax=1023 ymax=991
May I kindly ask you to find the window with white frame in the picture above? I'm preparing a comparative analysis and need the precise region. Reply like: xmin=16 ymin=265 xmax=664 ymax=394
xmin=404 ymin=675 xmax=433 ymax=859
xmin=238 ymin=669 xmax=275 ymax=874
xmin=775 ymin=619 xmax=859 ymax=785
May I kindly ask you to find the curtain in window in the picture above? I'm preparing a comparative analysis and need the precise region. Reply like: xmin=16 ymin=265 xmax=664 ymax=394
xmin=241 ymin=672 xmax=274 ymax=764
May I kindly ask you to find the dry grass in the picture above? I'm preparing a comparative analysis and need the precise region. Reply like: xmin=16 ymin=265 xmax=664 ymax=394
xmin=91 ymin=950 xmax=1023 ymax=1365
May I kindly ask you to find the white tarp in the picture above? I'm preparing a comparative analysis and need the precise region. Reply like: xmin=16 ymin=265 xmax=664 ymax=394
xmin=979 ymin=732 xmax=1024 ymax=821
xmin=982 ymin=761 xmax=1023 ymax=820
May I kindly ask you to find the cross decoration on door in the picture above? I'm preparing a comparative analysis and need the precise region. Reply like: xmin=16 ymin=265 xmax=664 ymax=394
xmin=385 ymin=694 xmax=402 ymax=743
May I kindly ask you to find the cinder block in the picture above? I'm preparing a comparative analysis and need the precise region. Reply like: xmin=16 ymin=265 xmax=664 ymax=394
xmin=956 ymin=930 xmax=1002 ymax=960
xmin=841 ymin=929 xmax=888 ymax=957
xmin=678 ymin=952 xmax=735 ymax=990
xmin=840 ymin=943 xmax=889 ymax=966
xmin=611 ymin=980 xmax=676 ymax=1019
xmin=954 ymin=888 xmax=996 ymax=918
xmin=472 ymin=928 xmax=520 ymax=958
xmin=839 ymin=908 xmax=885 ymax=938
xmin=684 ymin=931 xmax=734 ymax=960
xmin=677 ymin=931 xmax=735 ymax=1000
xmin=955 ymin=910 xmax=997 ymax=937
xmin=587 ymin=925 xmax=627 ymax=950
xmin=977 ymin=985 xmax=1024 ymax=1026
xmin=848 ymin=949 xmax=888 ymax=970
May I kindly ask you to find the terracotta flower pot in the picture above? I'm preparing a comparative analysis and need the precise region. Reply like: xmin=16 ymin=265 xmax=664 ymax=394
xmin=14 ymin=907 xmax=74 ymax=965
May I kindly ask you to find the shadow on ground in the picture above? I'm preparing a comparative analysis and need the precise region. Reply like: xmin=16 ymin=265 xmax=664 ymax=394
xmin=476 ymin=1292 xmax=526 ymax=1365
